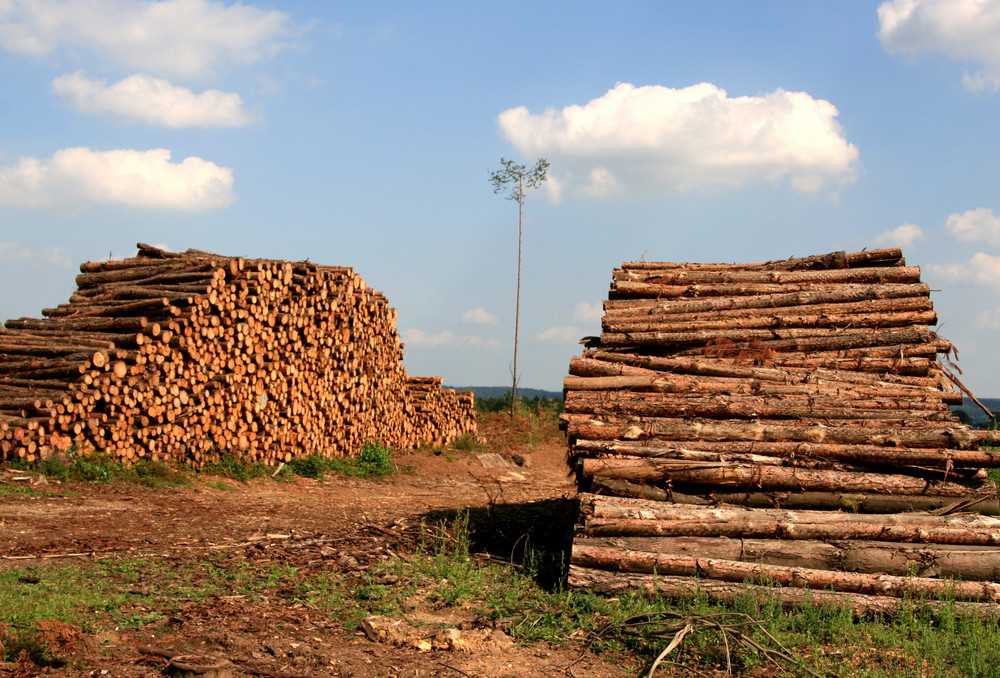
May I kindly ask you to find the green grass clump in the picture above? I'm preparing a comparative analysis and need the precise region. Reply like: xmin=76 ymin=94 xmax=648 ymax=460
xmin=8 ymin=448 xmax=188 ymax=488
xmin=285 ymin=441 xmax=396 ymax=480
xmin=447 ymin=432 xmax=487 ymax=454
xmin=200 ymin=450 xmax=271 ymax=483
xmin=3 ymin=511 xmax=1000 ymax=676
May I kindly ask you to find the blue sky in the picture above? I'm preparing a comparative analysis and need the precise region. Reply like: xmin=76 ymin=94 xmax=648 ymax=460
xmin=2 ymin=1 xmax=1000 ymax=395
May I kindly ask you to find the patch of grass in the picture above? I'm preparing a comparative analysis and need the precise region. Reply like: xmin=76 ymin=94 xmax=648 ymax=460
xmin=200 ymin=450 xmax=271 ymax=483
xmin=7 ymin=448 xmax=189 ymax=488
xmin=4 ymin=510 xmax=1000 ymax=676
xmin=205 ymin=481 xmax=234 ymax=491
xmin=285 ymin=442 xmax=398 ymax=480
xmin=0 ymin=554 xmax=311 ymax=668
xmin=298 ymin=511 xmax=1000 ymax=677
xmin=448 ymin=432 xmax=487 ymax=454
xmin=0 ymin=484 xmax=43 ymax=498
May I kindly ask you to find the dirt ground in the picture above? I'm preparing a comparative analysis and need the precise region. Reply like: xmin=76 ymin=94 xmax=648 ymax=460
xmin=0 ymin=418 xmax=649 ymax=678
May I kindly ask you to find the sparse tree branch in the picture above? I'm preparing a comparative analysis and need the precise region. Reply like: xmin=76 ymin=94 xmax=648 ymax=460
xmin=489 ymin=157 xmax=548 ymax=420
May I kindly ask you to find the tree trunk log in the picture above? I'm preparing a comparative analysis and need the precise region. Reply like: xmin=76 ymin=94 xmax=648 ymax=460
xmin=603 ymin=282 xmax=929 ymax=317
xmin=570 ymin=544 xmax=1000 ymax=602
xmin=603 ymin=309 xmax=937 ymax=334
xmin=578 ymin=494 xmax=1000 ymax=545
xmin=566 ymin=565 xmax=1000 ymax=619
xmin=564 ymin=416 xmax=981 ymax=449
xmin=580 ymin=458 xmax=988 ymax=496
xmin=573 ymin=438 xmax=1000 ymax=469
xmin=574 ymin=534 xmax=1000 ymax=580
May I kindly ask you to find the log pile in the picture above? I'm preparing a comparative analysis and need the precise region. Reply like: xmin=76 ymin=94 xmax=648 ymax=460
xmin=406 ymin=376 xmax=477 ymax=446
xmin=563 ymin=248 xmax=1000 ymax=613
xmin=0 ymin=244 xmax=476 ymax=465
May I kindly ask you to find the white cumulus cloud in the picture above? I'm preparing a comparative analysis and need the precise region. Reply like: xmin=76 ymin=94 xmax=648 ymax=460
xmin=497 ymin=82 xmax=859 ymax=197
xmin=977 ymin=305 xmax=1000 ymax=329
xmin=462 ymin=306 xmax=498 ymax=325
xmin=0 ymin=242 xmax=72 ymax=267
xmin=878 ymin=0 xmax=1000 ymax=91
xmin=0 ymin=0 xmax=293 ymax=78
xmin=52 ymin=72 xmax=258 ymax=127
xmin=402 ymin=328 xmax=502 ymax=350
xmin=946 ymin=207 xmax=1000 ymax=246
xmin=874 ymin=222 xmax=925 ymax=246
xmin=536 ymin=326 xmax=584 ymax=343
xmin=929 ymin=252 xmax=1000 ymax=289
xmin=0 ymin=147 xmax=235 ymax=210
xmin=572 ymin=302 xmax=604 ymax=322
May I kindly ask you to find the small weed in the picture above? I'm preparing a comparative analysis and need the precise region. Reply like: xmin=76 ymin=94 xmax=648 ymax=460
xmin=285 ymin=454 xmax=330 ymax=479
xmin=205 ymin=481 xmax=234 ymax=491
xmin=200 ymin=451 xmax=270 ymax=483
xmin=0 ymin=484 xmax=42 ymax=498
xmin=448 ymin=433 xmax=487 ymax=454
xmin=285 ymin=442 xmax=397 ymax=480
xmin=9 ymin=448 xmax=188 ymax=488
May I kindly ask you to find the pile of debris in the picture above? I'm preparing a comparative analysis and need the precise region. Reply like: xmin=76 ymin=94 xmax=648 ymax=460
xmin=0 ymin=244 xmax=476 ymax=465
xmin=562 ymin=248 xmax=1000 ymax=614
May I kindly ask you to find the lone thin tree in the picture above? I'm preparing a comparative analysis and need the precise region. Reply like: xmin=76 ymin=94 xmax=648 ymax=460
xmin=489 ymin=157 xmax=549 ymax=419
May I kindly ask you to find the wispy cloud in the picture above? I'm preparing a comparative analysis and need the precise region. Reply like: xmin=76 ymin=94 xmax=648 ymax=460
xmin=402 ymin=328 xmax=502 ymax=350
xmin=878 ymin=0 xmax=1000 ymax=91
xmin=462 ymin=306 xmax=498 ymax=325
xmin=929 ymin=252 xmax=1000 ymax=289
xmin=946 ymin=207 xmax=1000 ymax=246
xmin=0 ymin=242 xmax=73 ymax=267
xmin=52 ymin=72 xmax=258 ymax=127
xmin=536 ymin=326 xmax=583 ymax=343
xmin=874 ymin=222 xmax=925 ymax=246
xmin=0 ymin=147 xmax=235 ymax=211
xmin=572 ymin=301 xmax=604 ymax=322
xmin=0 ymin=0 xmax=294 ymax=78
xmin=498 ymin=82 xmax=859 ymax=197
xmin=977 ymin=305 xmax=1000 ymax=329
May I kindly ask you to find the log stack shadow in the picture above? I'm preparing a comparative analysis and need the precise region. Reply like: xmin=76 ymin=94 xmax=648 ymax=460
xmin=0 ymin=244 xmax=476 ymax=465
xmin=563 ymin=248 xmax=1000 ymax=615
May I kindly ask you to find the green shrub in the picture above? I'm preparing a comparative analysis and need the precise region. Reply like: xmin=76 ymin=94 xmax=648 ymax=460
xmin=284 ymin=443 xmax=395 ymax=480
xmin=358 ymin=441 xmax=393 ymax=476
xmin=11 ymin=448 xmax=187 ymax=487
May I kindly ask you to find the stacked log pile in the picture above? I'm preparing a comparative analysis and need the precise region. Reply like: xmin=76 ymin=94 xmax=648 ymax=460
xmin=563 ymin=248 xmax=1000 ymax=613
xmin=0 ymin=244 xmax=475 ymax=465
xmin=406 ymin=376 xmax=477 ymax=446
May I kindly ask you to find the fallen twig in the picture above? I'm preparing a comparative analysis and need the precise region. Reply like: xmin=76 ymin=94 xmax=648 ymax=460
xmin=576 ymin=611 xmax=823 ymax=677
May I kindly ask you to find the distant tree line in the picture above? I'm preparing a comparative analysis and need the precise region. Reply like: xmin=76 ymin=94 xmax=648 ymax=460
xmin=473 ymin=390 xmax=563 ymax=415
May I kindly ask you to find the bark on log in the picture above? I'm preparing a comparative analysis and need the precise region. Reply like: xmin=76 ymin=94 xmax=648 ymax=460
xmin=570 ymin=544 xmax=1000 ymax=602
xmin=578 ymin=494 xmax=1000 ymax=544
xmin=603 ymin=309 xmax=937 ymax=334
xmin=600 ymin=327 xmax=936 ymax=351
xmin=565 ymin=391 xmax=951 ymax=422
xmin=578 ymin=350 xmax=949 ymax=389
xmin=603 ymin=283 xmax=930 ymax=317
xmin=619 ymin=251 xmax=857 ymax=272
xmin=4 ymin=317 xmax=149 ymax=332
xmin=574 ymin=534 xmax=1000 ymax=580
xmin=566 ymin=565 xmax=1000 ymax=619
xmin=580 ymin=458 xmax=988 ymax=496
xmin=573 ymin=438 xmax=1000 ymax=469
xmin=565 ymin=416 xmax=980 ymax=450
xmin=612 ymin=265 xmax=922 ymax=286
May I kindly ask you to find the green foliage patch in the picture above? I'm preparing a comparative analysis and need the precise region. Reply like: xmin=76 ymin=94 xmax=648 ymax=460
xmin=474 ymin=390 xmax=563 ymax=415
xmin=285 ymin=441 xmax=396 ymax=480
xmin=8 ymin=448 xmax=189 ymax=488
xmin=3 ymin=512 xmax=1000 ymax=675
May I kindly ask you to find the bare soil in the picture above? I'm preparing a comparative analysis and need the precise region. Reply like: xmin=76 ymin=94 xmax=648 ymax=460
xmin=0 ymin=417 xmax=649 ymax=678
